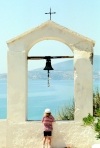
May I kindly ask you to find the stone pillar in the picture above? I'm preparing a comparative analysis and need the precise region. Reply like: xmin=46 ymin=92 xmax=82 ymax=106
xmin=7 ymin=50 xmax=28 ymax=122
xmin=74 ymin=49 xmax=93 ymax=121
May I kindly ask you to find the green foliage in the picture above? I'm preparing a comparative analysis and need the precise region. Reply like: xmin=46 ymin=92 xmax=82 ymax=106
xmin=55 ymin=87 xmax=100 ymax=140
xmin=83 ymin=113 xmax=100 ymax=140
xmin=55 ymin=99 xmax=74 ymax=120
xmin=83 ymin=113 xmax=95 ymax=126
xmin=95 ymin=109 xmax=100 ymax=117
xmin=94 ymin=118 xmax=100 ymax=139
xmin=83 ymin=88 xmax=100 ymax=140
xmin=93 ymin=88 xmax=100 ymax=117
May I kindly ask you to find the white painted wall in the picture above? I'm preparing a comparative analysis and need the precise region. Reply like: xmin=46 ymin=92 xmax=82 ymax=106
xmin=0 ymin=120 xmax=100 ymax=148
xmin=0 ymin=20 xmax=98 ymax=148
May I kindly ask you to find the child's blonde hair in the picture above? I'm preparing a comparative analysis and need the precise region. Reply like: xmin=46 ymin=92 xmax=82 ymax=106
xmin=44 ymin=113 xmax=51 ymax=117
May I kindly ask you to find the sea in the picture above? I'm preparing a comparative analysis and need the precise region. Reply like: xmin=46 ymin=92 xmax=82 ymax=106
xmin=0 ymin=79 xmax=100 ymax=120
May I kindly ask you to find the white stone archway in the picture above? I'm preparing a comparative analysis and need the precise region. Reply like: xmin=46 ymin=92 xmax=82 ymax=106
xmin=7 ymin=20 xmax=94 ymax=122
xmin=5 ymin=20 xmax=98 ymax=148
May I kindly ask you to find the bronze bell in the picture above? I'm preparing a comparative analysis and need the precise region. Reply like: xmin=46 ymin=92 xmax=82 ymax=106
xmin=43 ymin=58 xmax=54 ymax=70
xmin=43 ymin=58 xmax=54 ymax=87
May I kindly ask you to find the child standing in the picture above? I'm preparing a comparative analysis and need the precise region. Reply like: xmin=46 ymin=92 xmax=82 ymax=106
xmin=42 ymin=108 xmax=55 ymax=148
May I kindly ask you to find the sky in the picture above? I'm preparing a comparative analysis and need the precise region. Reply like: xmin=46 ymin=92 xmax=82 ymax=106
xmin=0 ymin=0 xmax=100 ymax=73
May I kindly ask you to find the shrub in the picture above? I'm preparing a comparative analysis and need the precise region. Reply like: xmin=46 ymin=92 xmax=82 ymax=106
xmin=83 ymin=113 xmax=100 ymax=140
xmin=93 ymin=88 xmax=100 ymax=117
xmin=55 ymin=99 xmax=74 ymax=120
xmin=55 ymin=87 xmax=100 ymax=120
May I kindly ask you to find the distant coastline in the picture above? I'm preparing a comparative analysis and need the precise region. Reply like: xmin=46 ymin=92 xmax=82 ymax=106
xmin=0 ymin=55 xmax=100 ymax=80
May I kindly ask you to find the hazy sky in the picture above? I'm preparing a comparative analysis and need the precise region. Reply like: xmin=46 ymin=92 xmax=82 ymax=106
xmin=0 ymin=0 xmax=100 ymax=73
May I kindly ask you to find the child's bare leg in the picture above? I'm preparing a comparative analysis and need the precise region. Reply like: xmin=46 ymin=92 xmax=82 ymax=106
xmin=47 ymin=136 xmax=51 ymax=147
xmin=43 ymin=136 xmax=46 ymax=146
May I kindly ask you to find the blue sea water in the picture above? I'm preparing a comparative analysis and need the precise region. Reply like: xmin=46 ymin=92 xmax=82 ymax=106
xmin=0 ymin=80 xmax=7 ymax=119
xmin=27 ymin=80 xmax=74 ymax=120
xmin=0 ymin=79 xmax=100 ymax=120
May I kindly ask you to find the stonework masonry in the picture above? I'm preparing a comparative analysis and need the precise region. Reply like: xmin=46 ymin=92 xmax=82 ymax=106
xmin=0 ymin=21 xmax=99 ymax=148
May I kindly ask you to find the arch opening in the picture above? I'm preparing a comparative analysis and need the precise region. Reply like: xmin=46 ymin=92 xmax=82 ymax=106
xmin=27 ymin=37 xmax=73 ymax=54
xmin=27 ymin=40 xmax=74 ymax=121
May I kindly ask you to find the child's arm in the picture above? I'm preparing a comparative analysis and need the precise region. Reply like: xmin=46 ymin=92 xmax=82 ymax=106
xmin=42 ymin=116 xmax=44 ymax=122
xmin=51 ymin=115 xmax=55 ymax=122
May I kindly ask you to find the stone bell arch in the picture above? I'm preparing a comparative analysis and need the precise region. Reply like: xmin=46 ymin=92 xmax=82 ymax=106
xmin=7 ymin=20 xmax=95 ymax=122
xmin=6 ymin=20 xmax=96 ymax=148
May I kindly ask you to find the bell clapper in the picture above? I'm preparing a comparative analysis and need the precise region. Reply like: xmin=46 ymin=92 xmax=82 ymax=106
xmin=47 ymin=70 xmax=50 ymax=87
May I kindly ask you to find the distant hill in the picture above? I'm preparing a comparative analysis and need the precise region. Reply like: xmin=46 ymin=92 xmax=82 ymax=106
xmin=0 ymin=55 xmax=100 ymax=80
xmin=30 ymin=55 xmax=100 ymax=71
xmin=28 ymin=55 xmax=100 ymax=80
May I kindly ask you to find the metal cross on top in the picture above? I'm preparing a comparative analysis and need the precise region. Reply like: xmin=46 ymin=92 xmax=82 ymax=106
xmin=45 ymin=8 xmax=56 ymax=20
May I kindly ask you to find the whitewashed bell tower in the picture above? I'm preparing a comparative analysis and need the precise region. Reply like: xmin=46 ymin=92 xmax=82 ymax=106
xmin=5 ymin=20 xmax=97 ymax=148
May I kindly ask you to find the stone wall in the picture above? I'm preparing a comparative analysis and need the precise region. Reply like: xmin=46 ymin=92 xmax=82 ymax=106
xmin=0 ymin=120 xmax=7 ymax=148
xmin=0 ymin=120 xmax=100 ymax=148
